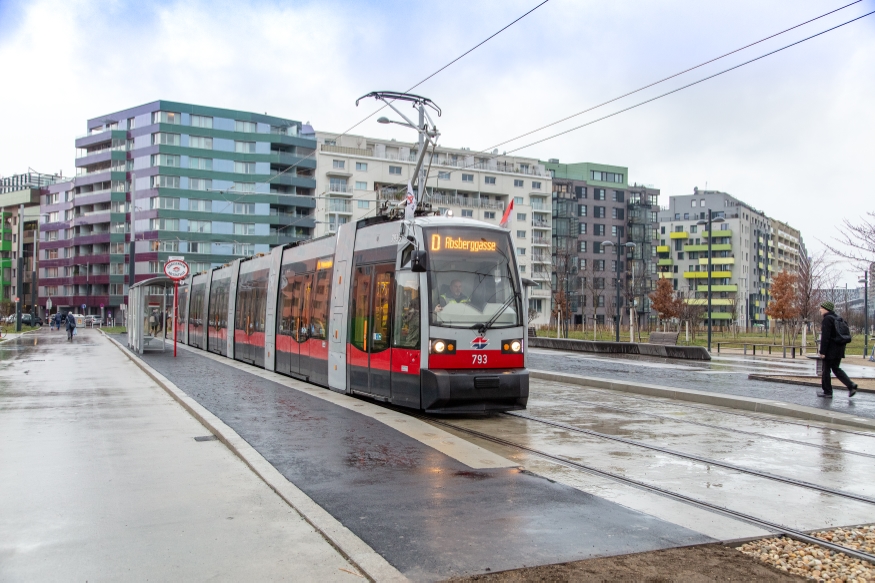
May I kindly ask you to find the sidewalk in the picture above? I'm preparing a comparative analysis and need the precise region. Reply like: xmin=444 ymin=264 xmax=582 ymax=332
xmin=0 ymin=329 xmax=367 ymax=581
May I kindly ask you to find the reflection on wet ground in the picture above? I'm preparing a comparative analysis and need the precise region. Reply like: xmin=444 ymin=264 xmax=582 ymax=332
xmin=528 ymin=348 xmax=875 ymax=419
xmin=431 ymin=377 xmax=875 ymax=538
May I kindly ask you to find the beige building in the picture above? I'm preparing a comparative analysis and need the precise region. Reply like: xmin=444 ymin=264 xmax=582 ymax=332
xmin=770 ymin=218 xmax=804 ymax=274
xmin=313 ymin=131 xmax=553 ymax=324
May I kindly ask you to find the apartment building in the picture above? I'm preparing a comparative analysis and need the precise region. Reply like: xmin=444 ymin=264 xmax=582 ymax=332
xmin=313 ymin=131 xmax=553 ymax=324
xmin=657 ymin=189 xmax=802 ymax=329
xmin=771 ymin=218 xmax=805 ymax=274
xmin=543 ymin=160 xmax=660 ymax=328
xmin=38 ymin=101 xmax=316 ymax=316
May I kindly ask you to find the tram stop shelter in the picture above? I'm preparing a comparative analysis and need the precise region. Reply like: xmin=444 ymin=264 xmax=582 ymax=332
xmin=127 ymin=276 xmax=176 ymax=354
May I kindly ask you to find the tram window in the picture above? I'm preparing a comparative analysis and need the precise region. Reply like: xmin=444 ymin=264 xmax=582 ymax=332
xmin=393 ymin=272 xmax=420 ymax=349
xmin=299 ymin=273 xmax=314 ymax=339
xmin=350 ymin=266 xmax=371 ymax=351
xmin=310 ymin=267 xmax=332 ymax=340
xmin=277 ymin=266 xmax=295 ymax=335
xmin=371 ymin=265 xmax=393 ymax=352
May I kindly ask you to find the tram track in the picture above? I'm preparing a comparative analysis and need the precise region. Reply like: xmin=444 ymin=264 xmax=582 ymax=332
xmin=542 ymin=394 xmax=875 ymax=460
xmin=418 ymin=414 xmax=875 ymax=565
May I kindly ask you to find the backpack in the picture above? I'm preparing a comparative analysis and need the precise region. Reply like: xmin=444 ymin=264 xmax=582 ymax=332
xmin=833 ymin=316 xmax=852 ymax=345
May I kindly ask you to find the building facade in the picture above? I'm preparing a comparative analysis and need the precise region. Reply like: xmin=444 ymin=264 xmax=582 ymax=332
xmin=38 ymin=101 xmax=317 ymax=317
xmin=543 ymin=160 xmax=660 ymax=328
xmin=657 ymin=189 xmax=803 ymax=329
xmin=313 ymin=131 xmax=553 ymax=324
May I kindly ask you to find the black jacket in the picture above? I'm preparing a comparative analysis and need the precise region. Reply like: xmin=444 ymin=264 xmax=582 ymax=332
xmin=820 ymin=311 xmax=846 ymax=360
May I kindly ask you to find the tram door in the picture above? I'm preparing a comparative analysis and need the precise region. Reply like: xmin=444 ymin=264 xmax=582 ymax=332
xmin=348 ymin=263 xmax=394 ymax=399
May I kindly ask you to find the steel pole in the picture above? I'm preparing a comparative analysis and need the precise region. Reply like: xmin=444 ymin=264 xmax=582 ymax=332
xmin=173 ymin=280 xmax=179 ymax=357
xmin=864 ymin=270 xmax=869 ymax=358
xmin=707 ymin=209 xmax=713 ymax=352
xmin=615 ymin=232 xmax=621 ymax=342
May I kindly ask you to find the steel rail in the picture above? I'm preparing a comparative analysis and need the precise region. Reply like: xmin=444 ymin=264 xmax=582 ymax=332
xmin=544 ymin=395 xmax=875 ymax=460
xmin=422 ymin=416 xmax=875 ymax=565
xmin=505 ymin=411 xmax=875 ymax=506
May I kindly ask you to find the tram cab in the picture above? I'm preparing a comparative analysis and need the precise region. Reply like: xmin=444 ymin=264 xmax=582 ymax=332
xmin=330 ymin=216 xmax=529 ymax=413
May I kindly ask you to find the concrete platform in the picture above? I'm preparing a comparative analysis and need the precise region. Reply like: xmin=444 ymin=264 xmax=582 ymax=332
xmin=0 ymin=331 xmax=382 ymax=581
xmin=109 ymin=334 xmax=714 ymax=581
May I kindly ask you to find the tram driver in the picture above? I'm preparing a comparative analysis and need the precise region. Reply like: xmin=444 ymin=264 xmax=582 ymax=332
xmin=435 ymin=279 xmax=469 ymax=312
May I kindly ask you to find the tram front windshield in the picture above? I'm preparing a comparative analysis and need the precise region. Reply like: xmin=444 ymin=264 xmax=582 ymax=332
xmin=425 ymin=227 xmax=522 ymax=329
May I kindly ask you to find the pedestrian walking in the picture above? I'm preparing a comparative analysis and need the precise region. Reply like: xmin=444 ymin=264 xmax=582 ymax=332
xmin=817 ymin=301 xmax=858 ymax=398
xmin=66 ymin=312 xmax=77 ymax=342
xmin=56 ymin=312 xmax=62 ymax=332
xmin=49 ymin=313 xmax=56 ymax=331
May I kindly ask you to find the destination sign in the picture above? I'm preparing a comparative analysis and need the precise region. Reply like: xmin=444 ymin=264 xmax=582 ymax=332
xmin=430 ymin=235 xmax=497 ymax=253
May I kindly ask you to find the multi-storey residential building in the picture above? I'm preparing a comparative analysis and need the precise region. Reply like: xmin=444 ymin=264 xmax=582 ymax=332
xmin=313 ymin=131 xmax=553 ymax=324
xmin=657 ymin=189 xmax=800 ymax=329
xmin=543 ymin=160 xmax=660 ymax=329
xmin=771 ymin=218 xmax=804 ymax=274
xmin=38 ymin=101 xmax=316 ymax=317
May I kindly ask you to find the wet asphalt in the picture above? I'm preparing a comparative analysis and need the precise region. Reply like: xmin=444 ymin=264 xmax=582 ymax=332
xmin=528 ymin=349 xmax=875 ymax=420
xmin=131 ymin=340 xmax=712 ymax=581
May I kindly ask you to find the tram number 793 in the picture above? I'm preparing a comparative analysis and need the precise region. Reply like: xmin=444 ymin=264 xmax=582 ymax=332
xmin=472 ymin=354 xmax=488 ymax=365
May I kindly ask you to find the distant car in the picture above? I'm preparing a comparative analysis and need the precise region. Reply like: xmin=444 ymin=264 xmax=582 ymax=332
xmin=5 ymin=313 xmax=42 ymax=326
xmin=85 ymin=315 xmax=102 ymax=326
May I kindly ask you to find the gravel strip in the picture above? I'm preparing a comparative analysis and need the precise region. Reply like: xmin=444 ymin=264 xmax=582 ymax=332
xmin=737 ymin=525 xmax=875 ymax=581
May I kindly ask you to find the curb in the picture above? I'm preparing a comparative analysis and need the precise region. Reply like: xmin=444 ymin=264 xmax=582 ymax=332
xmin=529 ymin=336 xmax=711 ymax=360
xmin=530 ymin=370 xmax=875 ymax=433
xmin=748 ymin=374 xmax=875 ymax=394
xmin=104 ymin=334 xmax=407 ymax=583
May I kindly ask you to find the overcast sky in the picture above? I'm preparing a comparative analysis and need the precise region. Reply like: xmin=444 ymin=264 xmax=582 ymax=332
xmin=1 ymin=0 xmax=872 ymax=283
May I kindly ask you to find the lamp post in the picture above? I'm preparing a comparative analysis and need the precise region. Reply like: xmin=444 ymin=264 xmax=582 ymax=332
xmin=860 ymin=270 xmax=869 ymax=358
xmin=602 ymin=236 xmax=635 ymax=342
xmin=697 ymin=209 xmax=725 ymax=352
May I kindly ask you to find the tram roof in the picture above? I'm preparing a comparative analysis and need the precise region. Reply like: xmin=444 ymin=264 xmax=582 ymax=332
xmin=411 ymin=216 xmax=511 ymax=232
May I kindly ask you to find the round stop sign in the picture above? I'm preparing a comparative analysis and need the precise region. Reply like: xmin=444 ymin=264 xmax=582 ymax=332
xmin=164 ymin=259 xmax=190 ymax=281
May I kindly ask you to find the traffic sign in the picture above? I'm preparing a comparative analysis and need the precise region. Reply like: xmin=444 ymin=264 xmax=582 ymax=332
xmin=13 ymin=296 xmax=19 ymax=303
xmin=81 ymin=304 xmax=86 ymax=310
xmin=100 ymin=303 xmax=104 ymax=308
xmin=46 ymin=298 xmax=53 ymax=310
xmin=164 ymin=258 xmax=189 ymax=281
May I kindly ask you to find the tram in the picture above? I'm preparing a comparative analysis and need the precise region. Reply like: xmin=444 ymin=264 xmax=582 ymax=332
xmin=176 ymin=215 xmax=529 ymax=413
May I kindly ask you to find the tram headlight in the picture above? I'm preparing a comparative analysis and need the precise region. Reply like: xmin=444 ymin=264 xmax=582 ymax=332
xmin=429 ymin=339 xmax=456 ymax=354
xmin=501 ymin=339 xmax=523 ymax=354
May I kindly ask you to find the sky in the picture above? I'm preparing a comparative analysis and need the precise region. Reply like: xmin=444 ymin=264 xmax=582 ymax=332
xmin=1 ymin=0 xmax=873 ymax=284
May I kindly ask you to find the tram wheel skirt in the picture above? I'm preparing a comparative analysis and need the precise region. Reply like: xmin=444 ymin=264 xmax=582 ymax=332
xmin=421 ymin=368 xmax=529 ymax=414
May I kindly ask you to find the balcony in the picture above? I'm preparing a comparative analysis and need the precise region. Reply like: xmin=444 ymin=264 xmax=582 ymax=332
xmin=699 ymin=257 xmax=735 ymax=265
xmin=657 ymin=258 xmax=673 ymax=266
xmin=531 ymin=236 xmax=550 ymax=246
xmin=531 ymin=218 xmax=550 ymax=229
xmin=658 ymin=273 xmax=672 ymax=279
xmin=683 ymin=270 xmax=732 ymax=279
xmin=327 ymin=182 xmax=352 ymax=195
xmin=669 ymin=231 xmax=688 ymax=239
xmin=683 ymin=298 xmax=733 ymax=306
xmin=684 ymin=243 xmax=732 ymax=252
xmin=327 ymin=199 xmax=353 ymax=213
xmin=656 ymin=245 xmax=670 ymax=253
xmin=531 ymin=252 xmax=550 ymax=263
xmin=702 ymin=229 xmax=732 ymax=238
xmin=697 ymin=284 xmax=738 ymax=292
xmin=427 ymin=194 xmax=505 ymax=210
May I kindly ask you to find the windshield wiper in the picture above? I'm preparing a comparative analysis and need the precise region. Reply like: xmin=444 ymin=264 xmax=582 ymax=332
xmin=474 ymin=293 xmax=519 ymax=336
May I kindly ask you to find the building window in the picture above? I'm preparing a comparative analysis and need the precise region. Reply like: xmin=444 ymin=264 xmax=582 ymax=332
xmin=235 ymin=161 xmax=256 ymax=174
xmin=356 ymin=162 xmax=368 ymax=171
xmin=462 ymin=173 xmax=474 ymax=182
xmin=189 ymin=136 xmax=213 ymax=149
xmin=235 ymin=141 xmax=256 ymax=153
xmin=150 ymin=197 xmax=180 ymax=210
xmin=485 ymin=176 xmax=496 ymax=185
xmin=517 ymin=247 xmax=525 ymax=255
xmin=461 ymin=209 xmax=473 ymax=217
xmin=575 ymin=186 xmax=587 ymax=198
xmin=484 ymin=211 xmax=495 ymax=219
xmin=389 ymin=165 xmax=402 ymax=175
xmin=329 ymin=178 xmax=347 ymax=192
xmin=188 ymin=220 xmax=211 ymax=233
xmin=579 ymin=223 xmax=587 ymax=234
xmin=191 ymin=115 xmax=213 ymax=128
xmin=514 ymin=179 xmax=523 ymax=188
xmin=151 ymin=175 xmax=180 ymax=189
xmin=516 ymin=213 xmax=526 ymax=221
xmin=595 ymin=278 xmax=605 ymax=290
xmin=234 ymin=223 xmax=255 ymax=236
xmin=234 ymin=243 xmax=254 ymax=256
xmin=611 ymin=207 xmax=625 ymax=220
xmin=593 ymin=189 xmax=605 ymax=201
xmin=438 ymin=171 xmax=451 ymax=180
xmin=234 ymin=203 xmax=255 ymax=215
xmin=578 ymin=205 xmax=588 ymax=217
xmin=594 ymin=224 xmax=605 ymax=236
xmin=189 ymin=156 xmax=212 ymax=170
xmin=690 ymin=225 xmax=697 ymax=233
xmin=189 ymin=199 xmax=212 ymax=212
xmin=612 ymin=190 xmax=625 ymax=202
xmin=578 ymin=241 xmax=587 ymax=253
xmin=333 ymin=160 xmax=345 ymax=169
xmin=152 ymin=111 xmax=180 ymax=125
xmin=152 ymin=132 xmax=180 ymax=146
xmin=357 ymin=200 xmax=370 ymax=209
xmin=189 ymin=241 xmax=207 ymax=254
xmin=150 ymin=218 xmax=179 ymax=231
xmin=590 ymin=171 xmax=623 ymax=183
xmin=532 ymin=181 xmax=541 ymax=190
xmin=355 ymin=181 xmax=367 ymax=190
xmin=151 ymin=154 xmax=180 ymax=167
xmin=235 ymin=120 xmax=257 ymax=133
xmin=189 ymin=178 xmax=212 ymax=191
xmin=514 ymin=196 xmax=524 ymax=206
xmin=516 ymin=230 xmax=526 ymax=239
xmin=612 ymin=225 xmax=625 ymax=237
xmin=594 ymin=206 xmax=605 ymax=218
xmin=233 ymin=182 xmax=256 ymax=193
xmin=684 ymin=213 xmax=689 ymax=220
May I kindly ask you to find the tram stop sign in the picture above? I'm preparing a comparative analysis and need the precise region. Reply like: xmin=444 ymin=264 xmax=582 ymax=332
xmin=163 ymin=259 xmax=189 ymax=281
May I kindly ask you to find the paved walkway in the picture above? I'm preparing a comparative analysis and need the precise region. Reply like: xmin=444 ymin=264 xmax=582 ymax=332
xmin=528 ymin=348 xmax=875 ymax=419
xmin=0 ymin=330 xmax=366 ymax=581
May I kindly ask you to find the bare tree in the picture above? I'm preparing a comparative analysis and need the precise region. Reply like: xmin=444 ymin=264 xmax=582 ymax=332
xmin=551 ymin=246 xmax=578 ymax=338
xmin=676 ymin=290 xmax=705 ymax=341
xmin=796 ymin=250 xmax=839 ymax=328
xmin=825 ymin=212 xmax=875 ymax=268
xmin=579 ymin=262 xmax=601 ymax=340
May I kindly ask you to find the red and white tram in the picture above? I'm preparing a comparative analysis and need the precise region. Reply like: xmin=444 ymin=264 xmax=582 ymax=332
xmin=176 ymin=215 xmax=529 ymax=413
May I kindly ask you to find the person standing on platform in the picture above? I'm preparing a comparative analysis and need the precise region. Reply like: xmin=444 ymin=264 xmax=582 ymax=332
xmin=818 ymin=301 xmax=858 ymax=398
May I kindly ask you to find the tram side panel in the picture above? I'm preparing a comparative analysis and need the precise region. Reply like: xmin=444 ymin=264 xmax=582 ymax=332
xmin=188 ymin=274 xmax=208 ymax=349
xmin=208 ymin=267 xmax=233 ymax=356
xmin=234 ymin=255 xmax=270 ymax=368
xmin=328 ymin=223 xmax=356 ymax=394
xmin=263 ymin=245 xmax=284 ymax=372
xmin=226 ymin=259 xmax=242 ymax=360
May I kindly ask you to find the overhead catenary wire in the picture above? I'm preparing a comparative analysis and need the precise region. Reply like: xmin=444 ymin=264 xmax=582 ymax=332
xmin=483 ymin=0 xmax=863 ymax=152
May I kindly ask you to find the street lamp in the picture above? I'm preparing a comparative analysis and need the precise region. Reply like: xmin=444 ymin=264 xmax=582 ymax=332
xmin=602 ymin=237 xmax=636 ymax=342
xmin=860 ymin=270 xmax=869 ymax=359
xmin=697 ymin=209 xmax=725 ymax=352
